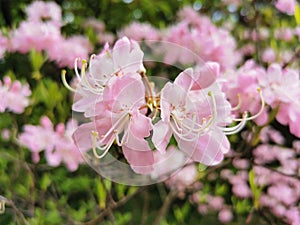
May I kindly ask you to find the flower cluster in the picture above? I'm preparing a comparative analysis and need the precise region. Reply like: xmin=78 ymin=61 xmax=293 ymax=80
xmin=0 ymin=76 xmax=31 ymax=114
xmin=223 ymin=60 xmax=300 ymax=138
xmin=63 ymin=36 xmax=264 ymax=174
xmin=119 ymin=6 xmax=241 ymax=71
xmin=9 ymin=1 xmax=92 ymax=68
xmin=18 ymin=116 xmax=84 ymax=171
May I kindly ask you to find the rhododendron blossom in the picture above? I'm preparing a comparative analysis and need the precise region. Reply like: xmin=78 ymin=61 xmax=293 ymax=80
xmin=18 ymin=116 xmax=84 ymax=171
xmin=64 ymin=37 xmax=264 ymax=175
xmin=0 ymin=76 xmax=31 ymax=114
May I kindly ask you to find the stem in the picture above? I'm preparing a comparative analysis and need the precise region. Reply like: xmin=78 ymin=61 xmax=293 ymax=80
xmin=153 ymin=190 xmax=178 ymax=225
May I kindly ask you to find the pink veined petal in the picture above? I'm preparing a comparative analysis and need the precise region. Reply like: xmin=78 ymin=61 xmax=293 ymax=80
xmin=192 ymin=62 xmax=220 ymax=90
xmin=73 ymin=122 xmax=95 ymax=152
xmin=72 ymin=92 xmax=98 ymax=113
xmin=104 ymin=73 xmax=145 ymax=112
xmin=130 ymin=110 xmax=152 ymax=138
xmin=122 ymin=145 xmax=154 ymax=174
xmin=289 ymin=111 xmax=300 ymax=138
xmin=112 ymin=37 xmax=131 ymax=70
xmin=152 ymin=120 xmax=172 ymax=154
xmin=267 ymin=63 xmax=282 ymax=83
xmin=123 ymin=129 xmax=151 ymax=151
xmin=276 ymin=105 xmax=290 ymax=125
xmin=89 ymin=53 xmax=114 ymax=83
xmin=160 ymin=82 xmax=188 ymax=121
xmin=178 ymin=128 xmax=230 ymax=166
xmin=174 ymin=68 xmax=194 ymax=90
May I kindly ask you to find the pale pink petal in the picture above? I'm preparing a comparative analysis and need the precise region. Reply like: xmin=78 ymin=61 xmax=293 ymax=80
xmin=192 ymin=62 xmax=220 ymax=90
xmin=130 ymin=110 xmax=152 ymax=138
xmin=152 ymin=120 xmax=172 ymax=154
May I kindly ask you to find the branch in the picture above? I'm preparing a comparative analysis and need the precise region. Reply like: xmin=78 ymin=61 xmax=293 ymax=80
xmin=153 ymin=189 xmax=178 ymax=225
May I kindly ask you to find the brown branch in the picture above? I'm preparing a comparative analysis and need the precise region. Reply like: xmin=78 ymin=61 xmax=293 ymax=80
xmin=153 ymin=189 xmax=178 ymax=225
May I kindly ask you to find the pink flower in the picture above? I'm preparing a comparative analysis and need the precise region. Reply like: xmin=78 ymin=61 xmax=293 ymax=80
xmin=275 ymin=0 xmax=296 ymax=15
xmin=119 ymin=22 xmax=161 ymax=41
xmin=47 ymin=36 xmax=92 ymax=68
xmin=152 ymin=64 xmax=232 ymax=165
xmin=0 ymin=76 xmax=31 ymax=114
xmin=46 ymin=119 xmax=84 ymax=172
xmin=19 ymin=116 xmax=84 ymax=171
xmin=70 ymin=37 xmax=144 ymax=115
xmin=25 ymin=1 xmax=62 ymax=27
xmin=262 ymin=48 xmax=276 ymax=63
xmin=0 ymin=32 xmax=8 ymax=59
xmin=274 ymin=28 xmax=294 ymax=41
xmin=73 ymin=73 xmax=154 ymax=174
xmin=18 ymin=116 xmax=56 ymax=163
xmin=259 ymin=126 xmax=285 ymax=145
xmin=162 ymin=7 xmax=241 ymax=71
xmin=218 ymin=208 xmax=233 ymax=223
xmin=11 ymin=21 xmax=61 ymax=54
xmin=222 ymin=60 xmax=268 ymax=126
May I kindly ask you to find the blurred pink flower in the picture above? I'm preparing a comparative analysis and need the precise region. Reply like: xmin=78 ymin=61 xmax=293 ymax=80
xmin=259 ymin=126 xmax=285 ymax=145
xmin=119 ymin=22 xmax=161 ymax=41
xmin=218 ymin=208 xmax=233 ymax=223
xmin=11 ymin=21 xmax=61 ymax=53
xmin=262 ymin=48 xmax=276 ymax=63
xmin=275 ymin=0 xmax=296 ymax=15
xmin=0 ymin=76 xmax=31 ymax=114
xmin=162 ymin=6 xmax=240 ymax=71
xmin=18 ymin=116 xmax=56 ymax=163
xmin=25 ymin=1 xmax=62 ymax=27
xmin=0 ymin=32 xmax=8 ymax=59
xmin=274 ymin=27 xmax=295 ymax=41
xmin=46 ymin=119 xmax=84 ymax=172
xmin=47 ymin=36 xmax=92 ymax=68
xmin=222 ymin=60 xmax=268 ymax=126
xmin=19 ymin=116 xmax=84 ymax=171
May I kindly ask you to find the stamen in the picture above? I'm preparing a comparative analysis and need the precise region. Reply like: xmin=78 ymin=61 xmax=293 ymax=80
xmin=223 ymin=112 xmax=248 ymax=135
xmin=61 ymin=70 xmax=77 ymax=92
xmin=99 ymin=113 xmax=130 ymax=142
xmin=170 ymin=121 xmax=199 ymax=142
xmin=80 ymin=59 xmax=103 ymax=94
xmin=114 ymin=130 xmax=122 ymax=146
xmin=74 ymin=58 xmax=82 ymax=81
xmin=231 ymin=93 xmax=241 ymax=111
xmin=234 ymin=88 xmax=265 ymax=122
xmin=92 ymin=130 xmax=115 ymax=159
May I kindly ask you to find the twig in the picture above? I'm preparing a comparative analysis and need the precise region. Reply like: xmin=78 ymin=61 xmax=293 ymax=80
xmin=140 ymin=191 xmax=150 ymax=225
xmin=153 ymin=189 xmax=178 ymax=225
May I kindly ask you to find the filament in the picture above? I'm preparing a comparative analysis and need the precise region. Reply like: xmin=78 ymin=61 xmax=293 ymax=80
xmin=231 ymin=93 xmax=241 ymax=111
xmin=74 ymin=58 xmax=82 ymax=81
xmin=91 ymin=113 xmax=130 ymax=158
xmin=223 ymin=112 xmax=248 ymax=135
xmin=61 ymin=70 xmax=77 ymax=92
xmin=234 ymin=88 xmax=265 ymax=122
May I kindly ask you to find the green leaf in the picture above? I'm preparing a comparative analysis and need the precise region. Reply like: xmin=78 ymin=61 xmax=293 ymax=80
xmin=96 ymin=179 xmax=106 ymax=209
xmin=30 ymin=49 xmax=45 ymax=71
xmin=295 ymin=3 xmax=300 ymax=25
xmin=249 ymin=169 xmax=261 ymax=209
xmin=40 ymin=174 xmax=51 ymax=191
